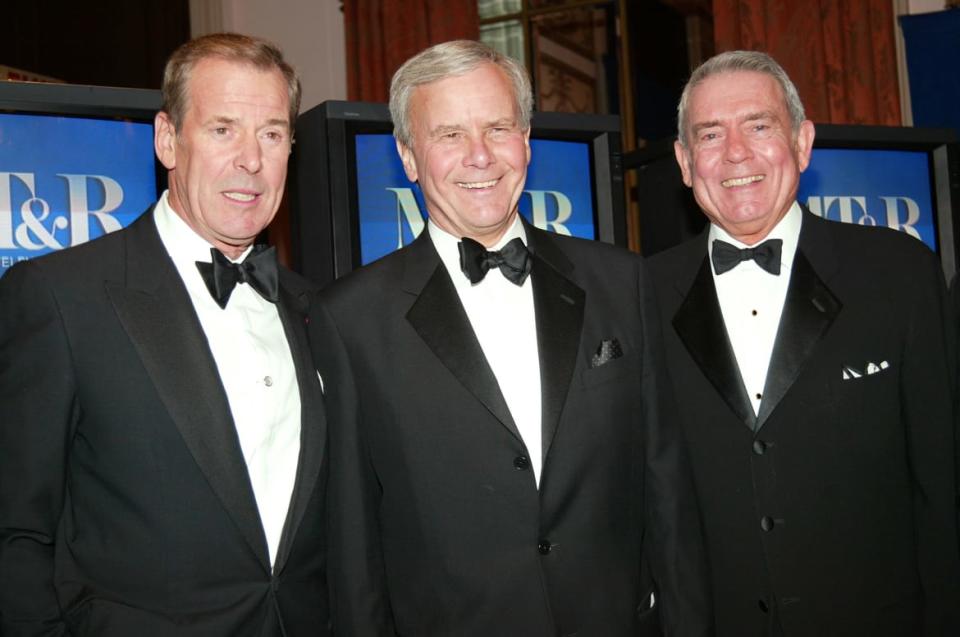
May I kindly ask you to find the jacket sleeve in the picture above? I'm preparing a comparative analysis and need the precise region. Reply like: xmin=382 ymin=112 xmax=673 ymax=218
xmin=0 ymin=261 xmax=74 ymax=636
xmin=309 ymin=299 xmax=397 ymax=637
xmin=902 ymin=252 xmax=960 ymax=636
xmin=637 ymin=257 xmax=714 ymax=637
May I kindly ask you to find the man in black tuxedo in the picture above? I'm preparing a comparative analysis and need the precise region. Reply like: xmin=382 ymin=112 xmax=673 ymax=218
xmin=310 ymin=40 xmax=710 ymax=637
xmin=648 ymin=50 xmax=960 ymax=636
xmin=0 ymin=34 xmax=328 ymax=636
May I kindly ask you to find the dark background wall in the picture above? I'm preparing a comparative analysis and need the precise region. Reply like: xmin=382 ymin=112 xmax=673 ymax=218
xmin=1 ymin=0 xmax=190 ymax=88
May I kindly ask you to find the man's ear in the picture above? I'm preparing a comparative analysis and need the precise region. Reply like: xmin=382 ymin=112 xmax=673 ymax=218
xmin=523 ymin=127 xmax=531 ymax=166
xmin=674 ymin=140 xmax=693 ymax=187
xmin=795 ymin=120 xmax=816 ymax=173
xmin=155 ymin=111 xmax=177 ymax=170
xmin=396 ymin=139 xmax=418 ymax=183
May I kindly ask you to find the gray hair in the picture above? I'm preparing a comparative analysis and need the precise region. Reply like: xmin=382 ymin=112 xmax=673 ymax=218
xmin=677 ymin=50 xmax=806 ymax=147
xmin=389 ymin=39 xmax=533 ymax=147
xmin=162 ymin=32 xmax=301 ymax=133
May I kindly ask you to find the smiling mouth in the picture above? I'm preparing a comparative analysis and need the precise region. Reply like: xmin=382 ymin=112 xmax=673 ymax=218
xmin=457 ymin=178 xmax=499 ymax=190
xmin=721 ymin=175 xmax=764 ymax=188
xmin=223 ymin=191 xmax=258 ymax=202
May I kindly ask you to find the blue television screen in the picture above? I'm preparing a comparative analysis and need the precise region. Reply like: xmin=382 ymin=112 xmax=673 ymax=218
xmin=0 ymin=113 xmax=158 ymax=277
xmin=797 ymin=148 xmax=936 ymax=252
xmin=354 ymin=133 xmax=596 ymax=265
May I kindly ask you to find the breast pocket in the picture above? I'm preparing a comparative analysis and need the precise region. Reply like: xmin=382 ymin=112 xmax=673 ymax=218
xmin=580 ymin=350 xmax=638 ymax=389
xmin=833 ymin=360 xmax=898 ymax=416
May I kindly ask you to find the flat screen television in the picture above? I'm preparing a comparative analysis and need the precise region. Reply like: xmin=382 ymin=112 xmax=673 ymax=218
xmin=628 ymin=124 xmax=960 ymax=281
xmin=290 ymin=100 xmax=626 ymax=287
xmin=0 ymin=81 xmax=162 ymax=278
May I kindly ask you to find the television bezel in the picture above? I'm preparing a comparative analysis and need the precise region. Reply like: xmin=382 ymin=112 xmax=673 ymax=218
xmin=290 ymin=100 xmax=626 ymax=287
xmin=0 ymin=80 xmax=165 ymax=195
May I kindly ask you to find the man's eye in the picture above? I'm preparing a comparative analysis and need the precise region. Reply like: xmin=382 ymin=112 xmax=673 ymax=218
xmin=213 ymin=127 xmax=229 ymax=136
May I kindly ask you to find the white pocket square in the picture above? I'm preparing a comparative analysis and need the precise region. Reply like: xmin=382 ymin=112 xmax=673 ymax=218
xmin=842 ymin=360 xmax=889 ymax=380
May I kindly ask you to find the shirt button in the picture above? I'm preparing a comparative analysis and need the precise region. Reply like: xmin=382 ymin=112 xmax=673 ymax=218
xmin=513 ymin=455 xmax=530 ymax=470
xmin=263 ymin=376 xmax=273 ymax=387
xmin=537 ymin=540 xmax=552 ymax=555
xmin=760 ymin=516 xmax=775 ymax=532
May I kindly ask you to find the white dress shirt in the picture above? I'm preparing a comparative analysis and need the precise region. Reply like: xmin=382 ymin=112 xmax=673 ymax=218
xmin=709 ymin=202 xmax=802 ymax=415
xmin=154 ymin=191 xmax=300 ymax=568
xmin=429 ymin=217 xmax=544 ymax=485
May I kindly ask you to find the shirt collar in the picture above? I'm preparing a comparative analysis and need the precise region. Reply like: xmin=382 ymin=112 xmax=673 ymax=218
xmin=153 ymin=190 xmax=254 ymax=270
xmin=708 ymin=201 xmax=802 ymax=273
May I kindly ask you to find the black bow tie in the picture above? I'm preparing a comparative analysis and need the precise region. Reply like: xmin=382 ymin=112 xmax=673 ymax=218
xmin=458 ymin=237 xmax=532 ymax=286
xmin=711 ymin=238 xmax=783 ymax=275
xmin=196 ymin=245 xmax=279 ymax=309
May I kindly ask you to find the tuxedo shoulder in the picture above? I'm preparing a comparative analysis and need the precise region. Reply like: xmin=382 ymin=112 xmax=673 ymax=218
xmin=318 ymin=243 xmax=409 ymax=308
xmin=531 ymin=231 xmax=652 ymax=293
xmin=646 ymin=235 xmax=704 ymax=276
xmin=545 ymin=231 xmax=638 ymax=260
xmin=815 ymin=214 xmax=931 ymax=252
xmin=279 ymin=265 xmax=322 ymax=296
xmin=529 ymin=227 xmax=644 ymax=274
xmin=810 ymin=215 xmax=941 ymax=275
xmin=3 ymin=224 xmax=128 ymax=289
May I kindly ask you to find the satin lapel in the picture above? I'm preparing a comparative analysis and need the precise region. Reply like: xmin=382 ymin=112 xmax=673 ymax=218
xmin=526 ymin=229 xmax=584 ymax=462
xmin=273 ymin=278 xmax=326 ymax=574
xmin=755 ymin=221 xmax=842 ymax=430
xmin=105 ymin=212 xmax=269 ymax=570
xmin=672 ymin=255 xmax=757 ymax=429
xmin=404 ymin=234 xmax=521 ymax=441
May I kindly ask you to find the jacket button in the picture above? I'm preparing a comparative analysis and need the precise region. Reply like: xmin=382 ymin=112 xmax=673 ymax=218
xmin=758 ymin=598 xmax=769 ymax=613
xmin=538 ymin=540 xmax=552 ymax=555
xmin=752 ymin=440 xmax=767 ymax=455
xmin=760 ymin=516 xmax=775 ymax=532
xmin=514 ymin=455 xmax=530 ymax=470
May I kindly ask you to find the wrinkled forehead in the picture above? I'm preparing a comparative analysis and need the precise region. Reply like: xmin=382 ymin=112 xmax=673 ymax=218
xmin=185 ymin=58 xmax=291 ymax=121
xmin=691 ymin=71 xmax=787 ymax=118
xmin=410 ymin=65 xmax=519 ymax=121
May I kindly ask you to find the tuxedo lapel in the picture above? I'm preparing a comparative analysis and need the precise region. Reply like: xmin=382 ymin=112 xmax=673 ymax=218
xmin=105 ymin=211 xmax=270 ymax=569
xmin=525 ymin=228 xmax=584 ymax=462
xmin=404 ymin=234 xmax=521 ymax=441
xmin=755 ymin=215 xmax=842 ymax=429
xmin=273 ymin=277 xmax=326 ymax=573
xmin=672 ymin=239 xmax=757 ymax=430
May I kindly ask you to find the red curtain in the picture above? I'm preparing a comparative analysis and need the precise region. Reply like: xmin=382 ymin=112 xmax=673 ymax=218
xmin=345 ymin=0 xmax=481 ymax=102
xmin=713 ymin=0 xmax=901 ymax=125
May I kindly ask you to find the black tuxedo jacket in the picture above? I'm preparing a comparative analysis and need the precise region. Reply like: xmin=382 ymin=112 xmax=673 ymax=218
xmin=648 ymin=211 xmax=960 ymax=637
xmin=310 ymin=223 xmax=711 ymax=637
xmin=0 ymin=210 xmax=330 ymax=636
